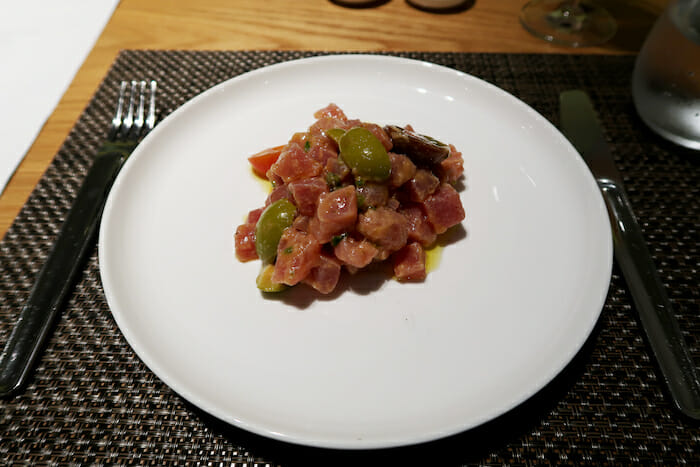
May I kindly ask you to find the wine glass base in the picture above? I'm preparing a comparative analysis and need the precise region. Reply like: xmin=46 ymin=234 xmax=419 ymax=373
xmin=520 ymin=0 xmax=617 ymax=47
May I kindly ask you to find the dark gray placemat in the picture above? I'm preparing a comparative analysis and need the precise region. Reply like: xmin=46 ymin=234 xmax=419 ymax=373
xmin=1 ymin=51 xmax=698 ymax=465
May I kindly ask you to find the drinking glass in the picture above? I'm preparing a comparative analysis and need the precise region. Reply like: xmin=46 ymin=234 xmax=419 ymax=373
xmin=520 ymin=0 xmax=617 ymax=47
xmin=632 ymin=0 xmax=700 ymax=150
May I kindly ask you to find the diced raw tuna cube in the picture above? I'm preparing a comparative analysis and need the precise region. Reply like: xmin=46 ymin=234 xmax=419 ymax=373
xmin=247 ymin=207 xmax=263 ymax=225
xmin=289 ymin=131 xmax=309 ymax=147
xmin=317 ymin=185 xmax=357 ymax=225
xmin=270 ymin=142 xmax=323 ymax=183
xmin=361 ymin=122 xmax=393 ymax=151
xmin=326 ymin=157 xmax=350 ymax=180
xmin=400 ymin=204 xmax=437 ymax=247
xmin=265 ymin=184 xmax=290 ymax=206
xmin=310 ymin=118 xmax=353 ymax=140
xmin=421 ymin=183 xmax=465 ymax=234
xmin=234 ymin=223 xmax=257 ymax=262
xmin=393 ymin=242 xmax=426 ymax=281
xmin=356 ymin=206 xmax=408 ymax=253
xmin=292 ymin=215 xmax=311 ymax=233
xmin=333 ymin=237 xmax=378 ymax=268
xmin=324 ymin=157 xmax=350 ymax=189
xmin=435 ymin=145 xmax=464 ymax=184
xmin=386 ymin=196 xmax=401 ymax=211
xmin=311 ymin=185 xmax=358 ymax=243
xmin=289 ymin=177 xmax=328 ymax=216
xmin=308 ymin=217 xmax=336 ymax=245
xmin=314 ymin=103 xmax=348 ymax=121
xmin=265 ymin=169 xmax=284 ymax=187
xmin=303 ymin=253 xmax=342 ymax=294
xmin=405 ymin=169 xmax=440 ymax=202
xmin=308 ymin=134 xmax=338 ymax=166
xmin=356 ymin=182 xmax=389 ymax=209
xmin=272 ymin=228 xmax=322 ymax=285
xmin=388 ymin=152 xmax=416 ymax=188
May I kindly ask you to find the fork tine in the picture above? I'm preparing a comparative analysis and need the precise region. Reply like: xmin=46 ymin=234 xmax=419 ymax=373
xmin=119 ymin=81 xmax=138 ymax=139
xmin=131 ymin=80 xmax=147 ymax=138
xmin=109 ymin=81 xmax=128 ymax=140
xmin=111 ymin=79 xmax=156 ymax=141
xmin=145 ymin=80 xmax=157 ymax=132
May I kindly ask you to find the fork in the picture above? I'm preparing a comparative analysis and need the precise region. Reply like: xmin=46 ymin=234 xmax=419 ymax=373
xmin=0 ymin=80 xmax=157 ymax=397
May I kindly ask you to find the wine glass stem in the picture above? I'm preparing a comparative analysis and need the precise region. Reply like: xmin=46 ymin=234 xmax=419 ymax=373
xmin=554 ymin=0 xmax=586 ymax=32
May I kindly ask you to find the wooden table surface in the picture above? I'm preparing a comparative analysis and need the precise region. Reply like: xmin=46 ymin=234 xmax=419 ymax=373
xmin=0 ymin=0 xmax=668 ymax=238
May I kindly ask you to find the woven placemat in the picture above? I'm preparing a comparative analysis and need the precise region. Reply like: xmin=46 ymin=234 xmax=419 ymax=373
xmin=1 ymin=51 xmax=699 ymax=465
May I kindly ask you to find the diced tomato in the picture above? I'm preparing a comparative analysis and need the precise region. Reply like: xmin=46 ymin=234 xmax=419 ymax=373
xmin=248 ymin=145 xmax=285 ymax=177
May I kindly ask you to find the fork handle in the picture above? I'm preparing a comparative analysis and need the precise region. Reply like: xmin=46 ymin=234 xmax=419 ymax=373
xmin=0 ymin=147 xmax=128 ymax=397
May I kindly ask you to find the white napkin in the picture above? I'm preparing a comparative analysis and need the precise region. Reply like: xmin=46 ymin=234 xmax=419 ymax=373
xmin=0 ymin=0 xmax=119 ymax=195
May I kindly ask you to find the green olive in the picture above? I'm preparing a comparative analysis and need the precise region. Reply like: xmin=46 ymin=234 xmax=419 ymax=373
xmin=325 ymin=128 xmax=346 ymax=144
xmin=255 ymin=198 xmax=297 ymax=263
xmin=256 ymin=264 xmax=287 ymax=292
xmin=338 ymin=127 xmax=390 ymax=181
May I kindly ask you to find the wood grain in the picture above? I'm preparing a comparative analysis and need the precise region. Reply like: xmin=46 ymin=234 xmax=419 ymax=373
xmin=0 ymin=0 xmax=668 ymax=238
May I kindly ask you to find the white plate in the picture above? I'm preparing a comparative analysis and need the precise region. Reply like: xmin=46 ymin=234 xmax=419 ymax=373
xmin=98 ymin=55 xmax=612 ymax=449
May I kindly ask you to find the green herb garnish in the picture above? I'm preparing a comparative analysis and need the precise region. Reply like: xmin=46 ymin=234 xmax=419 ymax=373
xmin=330 ymin=233 xmax=348 ymax=247
xmin=325 ymin=172 xmax=341 ymax=190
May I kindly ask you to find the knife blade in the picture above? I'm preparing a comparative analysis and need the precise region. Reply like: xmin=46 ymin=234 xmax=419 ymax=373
xmin=560 ymin=89 xmax=700 ymax=420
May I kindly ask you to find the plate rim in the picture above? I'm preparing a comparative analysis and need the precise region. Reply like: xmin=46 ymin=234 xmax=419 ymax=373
xmin=98 ymin=53 xmax=613 ymax=449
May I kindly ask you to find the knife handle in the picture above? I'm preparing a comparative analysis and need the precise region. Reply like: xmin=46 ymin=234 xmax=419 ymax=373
xmin=0 ymin=151 xmax=124 ymax=397
xmin=601 ymin=180 xmax=700 ymax=419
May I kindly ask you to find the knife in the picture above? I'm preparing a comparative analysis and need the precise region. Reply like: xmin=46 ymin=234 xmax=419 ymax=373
xmin=559 ymin=90 xmax=700 ymax=420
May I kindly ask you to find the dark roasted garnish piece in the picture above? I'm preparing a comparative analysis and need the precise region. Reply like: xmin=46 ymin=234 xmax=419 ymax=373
xmin=384 ymin=125 xmax=450 ymax=166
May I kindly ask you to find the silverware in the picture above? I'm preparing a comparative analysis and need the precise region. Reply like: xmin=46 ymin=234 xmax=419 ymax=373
xmin=0 ymin=80 xmax=157 ymax=397
xmin=559 ymin=89 xmax=700 ymax=420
